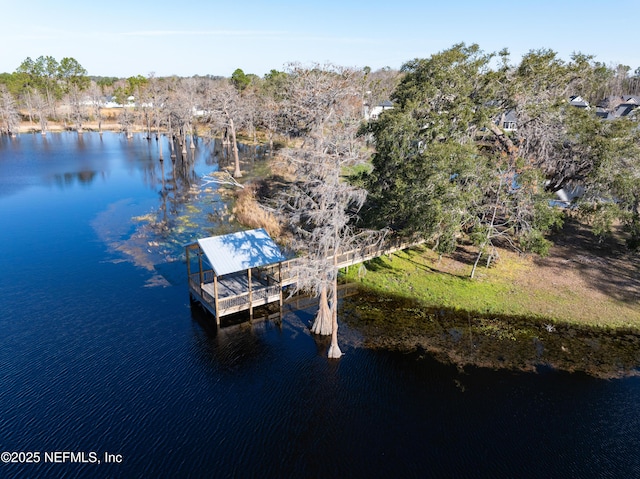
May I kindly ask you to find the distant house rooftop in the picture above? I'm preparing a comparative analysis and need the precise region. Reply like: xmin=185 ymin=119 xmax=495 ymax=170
xmin=365 ymin=100 xmax=394 ymax=120
xmin=569 ymin=95 xmax=590 ymax=108
xmin=596 ymin=95 xmax=640 ymax=119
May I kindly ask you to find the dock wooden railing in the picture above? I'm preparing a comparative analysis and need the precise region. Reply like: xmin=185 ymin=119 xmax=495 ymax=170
xmin=262 ymin=237 xmax=424 ymax=287
xmin=333 ymin=238 xmax=421 ymax=269
xmin=217 ymin=285 xmax=281 ymax=314
xmin=189 ymin=237 xmax=424 ymax=321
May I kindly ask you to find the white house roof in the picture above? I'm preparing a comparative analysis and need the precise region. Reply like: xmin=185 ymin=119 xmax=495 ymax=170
xmin=196 ymin=228 xmax=286 ymax=276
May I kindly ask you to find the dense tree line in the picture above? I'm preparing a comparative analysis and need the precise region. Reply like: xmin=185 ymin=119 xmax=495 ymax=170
xmin=0 ymin=55 xmax=90 ymax=134
xmin=1 ymin=50 xmax=638 ymax=245
xmin=362 ymin=44 xmax=640 ymax=266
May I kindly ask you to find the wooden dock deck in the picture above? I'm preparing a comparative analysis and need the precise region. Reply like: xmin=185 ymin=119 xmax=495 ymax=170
xmin=187 ymin=233 xmax=423 ymax=326
xmin=188 ymin=269 xmax=282 ymax=319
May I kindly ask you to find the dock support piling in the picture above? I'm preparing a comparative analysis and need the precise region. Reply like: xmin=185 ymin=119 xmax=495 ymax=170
xmin=248 ymin=268 xmax=253 ymax=321
xmin=213 ymin=274 xmax=220 ymax=327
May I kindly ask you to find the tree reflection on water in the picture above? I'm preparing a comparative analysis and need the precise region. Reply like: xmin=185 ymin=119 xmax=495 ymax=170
xmin=94 ymin=135 xmax=267 ymax=282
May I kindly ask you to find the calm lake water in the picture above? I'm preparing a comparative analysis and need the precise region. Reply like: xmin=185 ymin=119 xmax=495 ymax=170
xmin=1 ymin=132 xmax=640 ymax=478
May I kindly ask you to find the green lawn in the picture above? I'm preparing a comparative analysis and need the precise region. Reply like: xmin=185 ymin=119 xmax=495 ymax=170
xmin=343 ymin=245 xmax=640 ymax=329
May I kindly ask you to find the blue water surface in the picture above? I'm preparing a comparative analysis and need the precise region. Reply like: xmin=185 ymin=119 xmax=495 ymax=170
xmin=0 ymin=132 xmax=639 ymax=478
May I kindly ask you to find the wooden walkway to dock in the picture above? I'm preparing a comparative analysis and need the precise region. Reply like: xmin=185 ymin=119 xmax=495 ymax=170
xmin=263 ymin=238 xmax=423 ymax=287
xmin=188 ymin=232 xmax=423 ymax=325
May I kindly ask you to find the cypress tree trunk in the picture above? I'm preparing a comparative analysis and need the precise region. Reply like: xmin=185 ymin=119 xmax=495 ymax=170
xmin=327 ymin=276 xmax=342 ymax=359
xmin=229 ymin=118 xmax=242 ymax=178
xmin=311 ymin=284 xmax=332 ymax=335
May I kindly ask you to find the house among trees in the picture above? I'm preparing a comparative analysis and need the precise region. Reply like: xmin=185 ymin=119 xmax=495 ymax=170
xmin=496 ymin=94 xmax=634 ymax=131
xmin=596 ymin=95 xmax=640 ymax=119
xmin=569 ymin=95 xmax=590 ymax=109
xmin=499 ymin=109 xmax=518 ymax=131
xmin=493 ymin=94 xmax=636 ymax=208
xmin=365 ymin=100 xmax=394 ymax=120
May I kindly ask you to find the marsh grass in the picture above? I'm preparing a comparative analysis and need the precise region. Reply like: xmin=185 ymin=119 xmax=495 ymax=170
xmin=232 ymin=185 xmax=282 ymax=239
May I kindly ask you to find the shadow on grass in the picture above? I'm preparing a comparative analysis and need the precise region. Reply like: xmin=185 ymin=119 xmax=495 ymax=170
xmin=533 ymin=217 xmax=640 ymax=305
xmin=397 ymin=251 xmax=469 ymax=279
xmin=365 ymin=246 xmax=471 ymax=279
xmin=362 ymin=256 xmax=395 ymax=272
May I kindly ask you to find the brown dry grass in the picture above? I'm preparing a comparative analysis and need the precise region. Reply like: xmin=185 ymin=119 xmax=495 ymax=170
xmin=523 ymin=217 xmax=640 ymax=324
xmin=233 ymin=185 xmax=284 ymax=240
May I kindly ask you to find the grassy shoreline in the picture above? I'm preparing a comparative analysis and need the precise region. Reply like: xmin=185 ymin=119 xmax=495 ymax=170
xmin=238 ymin=157 xmax=639 ymax=331
xmin=339 ymin=229 xmax=640 ymax=377
xmin=343 ymin=227 xmax=640 ymax=330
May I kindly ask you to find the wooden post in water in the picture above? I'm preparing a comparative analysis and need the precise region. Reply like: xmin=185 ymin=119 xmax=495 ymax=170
xmin=186 ymin=246 xmax=191 ymax=277
xmin=278 ymin=262 xmax=283 ymax=316
xmin=213 ymin=274 xmax=220 ymax=326
xmin=248 ymin=268 xmax=253 ymax=321
xmin=198 ymin=251 xmax=204 ymax=297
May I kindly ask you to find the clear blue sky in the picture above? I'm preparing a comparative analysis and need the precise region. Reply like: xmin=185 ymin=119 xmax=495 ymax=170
xmin=2 ymin=0 xmax=638 ymax=78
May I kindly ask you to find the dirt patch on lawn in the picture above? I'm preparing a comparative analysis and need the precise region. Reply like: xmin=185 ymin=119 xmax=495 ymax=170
xmin=532 ymin=218 xmax=640 ymax=305
xmin=429 ymin=217 xmax=640 ymax=324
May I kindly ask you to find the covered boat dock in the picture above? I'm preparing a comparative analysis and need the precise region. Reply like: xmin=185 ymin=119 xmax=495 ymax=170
xmin=186 ymin=228 xmax=287 ymax=325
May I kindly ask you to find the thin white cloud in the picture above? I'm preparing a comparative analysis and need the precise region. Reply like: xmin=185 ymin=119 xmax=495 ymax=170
xmin=9 ymin=34 xmax=58 ymax=41
xmin=120 ymin=29 xmax=287 ymax=37
xmin=290 ymin=35 xmax=382 ymax=46
xmin=117 ymin=30 xmax=379 ymax=46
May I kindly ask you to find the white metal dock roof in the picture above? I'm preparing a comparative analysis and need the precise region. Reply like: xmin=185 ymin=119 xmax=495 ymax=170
xmin=196 ymin=228 xmax=286 ymax=276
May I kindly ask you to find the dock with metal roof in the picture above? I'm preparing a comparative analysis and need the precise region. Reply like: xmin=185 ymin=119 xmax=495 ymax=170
xmin=185 ymin=228 xmax=288 ymax=325
xmin=186 ymin=228 xmax=422 ymax=326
